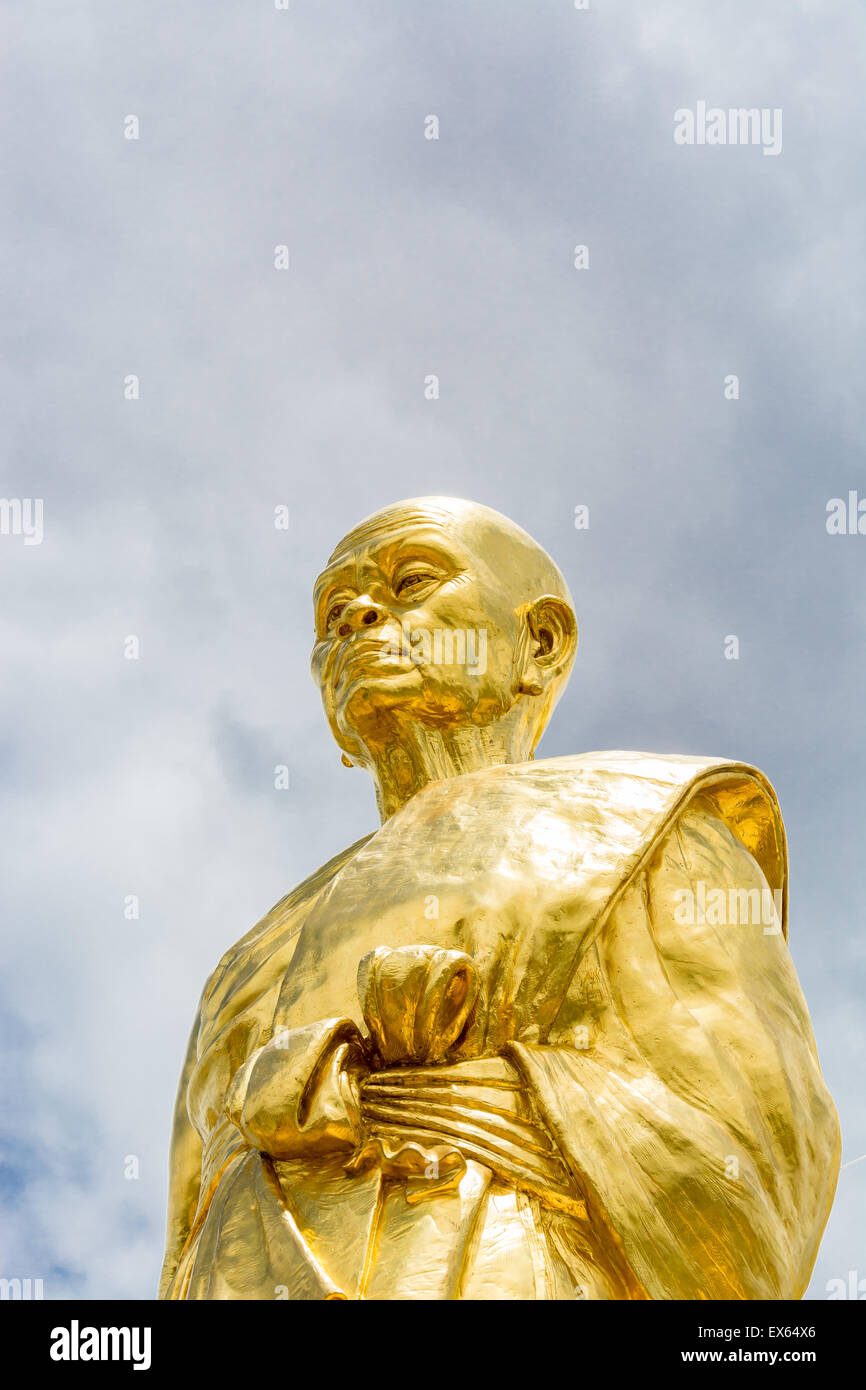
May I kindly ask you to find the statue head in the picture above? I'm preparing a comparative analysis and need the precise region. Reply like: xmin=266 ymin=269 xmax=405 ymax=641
xmin=311 ymin=497 xmax=577 ymax=818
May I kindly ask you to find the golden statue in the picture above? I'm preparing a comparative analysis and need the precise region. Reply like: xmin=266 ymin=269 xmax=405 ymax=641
xmin=159 ymin=497 xmax=839 ymax=1300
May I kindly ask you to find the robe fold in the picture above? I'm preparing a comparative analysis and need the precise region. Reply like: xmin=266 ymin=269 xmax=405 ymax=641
xmin=159 ymin=751 xmax=839 ymax=1300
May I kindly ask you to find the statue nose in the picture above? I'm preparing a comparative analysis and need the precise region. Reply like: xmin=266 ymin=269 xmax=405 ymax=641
xmin=336 ymin=602 xmax=383 ymax=638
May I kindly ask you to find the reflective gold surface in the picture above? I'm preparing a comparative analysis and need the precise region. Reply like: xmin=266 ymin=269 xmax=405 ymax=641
xmin=160 ymin=497 xmax=839 ymax=1300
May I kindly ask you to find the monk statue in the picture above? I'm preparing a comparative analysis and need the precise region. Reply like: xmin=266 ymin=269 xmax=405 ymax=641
xmin=159 ymin=497 xmax=839 ymax=1300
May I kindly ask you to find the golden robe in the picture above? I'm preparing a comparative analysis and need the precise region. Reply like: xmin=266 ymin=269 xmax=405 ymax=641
xmin=159 ymin=752 xmax=839 ymax=1300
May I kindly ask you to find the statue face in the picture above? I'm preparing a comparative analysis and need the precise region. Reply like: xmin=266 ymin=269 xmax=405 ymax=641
xmin=311 ymin=510 xmax=537 ymax=759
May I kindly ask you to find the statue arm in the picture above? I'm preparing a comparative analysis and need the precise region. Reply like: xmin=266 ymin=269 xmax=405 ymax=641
xmin=222 ymin=944 xmax=480 ymax=1160
xmin=224 ymin=1016 xmax=367 ymax=1160
xmin=158 ymin=1006 xmax=204 ymax=1300
xmin=513 ymin=804 xmax=840 ymax=1300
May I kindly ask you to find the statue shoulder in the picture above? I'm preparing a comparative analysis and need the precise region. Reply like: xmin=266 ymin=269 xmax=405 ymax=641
xmin=531 ymin=750 xmax=787 ymax=937
xmin=536 ymin=748 xmax=765 ymax=785
xmin=532 ymin=749 xmax=781 ymax=811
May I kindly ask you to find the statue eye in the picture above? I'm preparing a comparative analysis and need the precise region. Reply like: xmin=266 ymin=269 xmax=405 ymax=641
xmin=395 ymin=571 xmax=432 ymax=597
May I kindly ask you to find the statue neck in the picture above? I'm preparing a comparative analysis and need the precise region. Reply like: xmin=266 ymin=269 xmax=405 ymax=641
xmin=358 ymin=708 xmax=538 ymax=822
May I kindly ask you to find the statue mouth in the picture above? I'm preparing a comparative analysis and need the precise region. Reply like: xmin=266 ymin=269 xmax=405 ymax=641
xmin=333 ymin=637 xmax=401 ymax=688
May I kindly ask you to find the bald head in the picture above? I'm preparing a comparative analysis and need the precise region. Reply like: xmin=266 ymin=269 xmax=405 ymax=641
xmin=311 ymin=497 xmax=578 ymax=779
xmin=327 ymin=496 xmax=574 ymax=614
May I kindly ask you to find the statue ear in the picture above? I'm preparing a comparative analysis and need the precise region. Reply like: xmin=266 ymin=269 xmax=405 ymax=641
xmin=525 ymin=595 xmax=578 ymax=674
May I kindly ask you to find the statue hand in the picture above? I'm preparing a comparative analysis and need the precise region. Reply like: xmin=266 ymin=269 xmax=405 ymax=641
xmin=357 ymin=944 xmax=479 ymax=1066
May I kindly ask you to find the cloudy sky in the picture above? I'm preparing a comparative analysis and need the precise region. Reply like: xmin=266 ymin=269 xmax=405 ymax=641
xmin=1 ymin=0 xmax=864 ymax=1299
